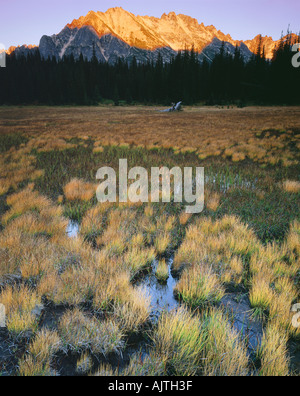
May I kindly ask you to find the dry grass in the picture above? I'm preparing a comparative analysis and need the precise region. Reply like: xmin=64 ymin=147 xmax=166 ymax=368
xmin=19 ymin=329 xmax=61 ymax=376
xmin=206 ymin=192 xmax=221 ymax=212
xmin=80 ymin=203 xmax=113 ymax=237
xmin=283 ymin=180 xmax=300 ymax=193
xmin=154 ymin=232 xmax=171 ymax=255
xmin=0 ymin=285 xmax=41 ymax=336
xmin=152 ymin=307 xmax=206 ymax=376
xmin=0 ymin=106 xmax=299 ymax=376
xmin=179 ymin=212 xmax=192 ymax=226
xmin=122 ymin=352 xmax=165 ymax=376
xmin=1 ymin=185 xmax=68 ymax=242
xmin=63 ymin=178 xmax=97 ymax=202
xmin=0 ymin=106 xmax=299 ymax=167
xmin=0 ymin=147 xmax=44 ymax=197
xmin=92 ymin=363 xmax=116 ymax=376
xmin=249 ymin=273 xmax=274 ymax=318
xmin=249 ymin=225 xmax=300 ymax=325
xmin=203 ymin=309 xmax=249 ymax=376
xmin=76 ymin=353 xmax=93 ymax=375
xmin=113 ymin=287 xmax=151 ymax=332
xmin=59 ymin=308 xmax=124 ymax=355
xmin=155 ymin=259 xmax=169 ymax=283
xmin=96 ymin=208 xmax=138 ymax=255
xmin=28 ymin=329 xmax=61 ymax=360
xmin=175 ymin=265 xmax=225 ymax=309
xmin=18 ymin=355 xmax=57 ymax=376
xmin=92 ymin=267 xmax=131 ymax=311
xmin=173 ymin=216 xmax=256 ymax=287
xmin=258 ymin=322 xmax=290 ymax=376
xmin=122 ymin=247 xmax=156 ymax=279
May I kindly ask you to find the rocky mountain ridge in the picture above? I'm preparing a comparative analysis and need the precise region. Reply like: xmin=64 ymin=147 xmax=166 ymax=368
xmin=7 ymin=7 xmax=296 ymax=64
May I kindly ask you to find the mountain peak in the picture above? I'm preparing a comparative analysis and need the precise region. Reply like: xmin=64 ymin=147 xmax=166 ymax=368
xmin=67 ymin=8 xmax=232 ymax=51
xmin=6 ymin=44 xmax=38 ymax=57
xmin=106 ymin=6 xmax=126 ymax=13
xmin=30 ymin=8 xmax=293 ymax=63
xmin=163 ymin=11 xmax=177 ymax=19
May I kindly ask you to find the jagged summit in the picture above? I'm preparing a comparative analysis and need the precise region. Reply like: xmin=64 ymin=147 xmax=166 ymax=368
xmin=6 ymin=44 xmax=38 ymax=57
xmin=8 ymin=7 xmax=296 ymax=63
xmin=66 ymin=7 xmax=239 ymax=52
xmin=65 ymin=7 xmax=286 ymax=56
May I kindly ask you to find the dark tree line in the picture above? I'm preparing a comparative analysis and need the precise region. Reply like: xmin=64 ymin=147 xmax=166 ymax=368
xmin=0 ymin=33 xmax=299 ymax=106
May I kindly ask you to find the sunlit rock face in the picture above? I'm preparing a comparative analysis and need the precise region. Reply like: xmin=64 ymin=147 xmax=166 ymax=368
xmin=10 ymin=7 xmax=297 ymax=63
xmin=39 ymin=25 xmax=177 ymax=64
xmin=6 ymin=45 xmax=38 ymax=58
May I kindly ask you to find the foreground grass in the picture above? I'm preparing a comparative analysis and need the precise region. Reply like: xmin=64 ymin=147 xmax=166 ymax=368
xmin=0 ymin=106 xmax=299 ymax=376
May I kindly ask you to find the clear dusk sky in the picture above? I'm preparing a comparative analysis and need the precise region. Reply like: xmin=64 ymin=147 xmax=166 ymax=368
xmin=1 ymin=0 xmax=299 ymax=48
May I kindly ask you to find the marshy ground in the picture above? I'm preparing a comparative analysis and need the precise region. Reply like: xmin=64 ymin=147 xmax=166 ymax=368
xmin=0 ymin=105 xmax=299 ymax=376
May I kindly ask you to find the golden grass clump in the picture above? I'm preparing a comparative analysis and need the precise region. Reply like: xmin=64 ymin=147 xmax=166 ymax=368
xmin=26 ymin=136 xmax=77 ymax=153
xmin=173 ymin=216 xmax=257 ymax=287
xmin=76 ymin=353 xmax=93 ymax=375
xmin=34 ymin=235 xmax=100 ymax=306
xmin=0 ymin=179 xmax=11 ymax=196
xmin=37 ymin=240 xmax=107 ymax=306
xmin=38 ymin=268 xmax=86 ymax=307
xmin=19 ymin=329 xmax=61 ymax=376
xmin=80 ymin=205 xmax=106 ymax=237
xmin=283 ymin=180 xmax=300 ymax=193
xmin=0 ymin=228 xmax=32 ymax=277
xmin=249 ymin=273 xmax=274 ymax=318
xmin=175 ymin=265 xmax=225 ymax=309
xmin=221 ymin=255 xmax=244 ymax=285
xmin=155 ymin=259 xmax=169 ymax=283
xmin=3 ymin=184 xmax=58 ymax=224
xmin=269 ymin=277 xmax=298 ymax=331
xmin=0 ymin=147 xmax=44 ymax=197
xmin=113 ymin=287 xmax=151 ymax=333
xmin=0 ymin=227 xmax=63 ymax=281
xmin=152 ymin=307 xmax=206 ymax=376
xmin=248 ymin=223 xmax=300 ymax=327
xmin=203 ymin=309 xmax=249 ymax=376
xmin=59 ymin=308 xmax=124 ymax=355
xmin=5 ymin=212 xmax=67 ymax=240
xmin=154 ymin=232 xmax=171 ymax=255
xmin=92 ymin=363 xmax=117 ymax=377
xmin=93 ymin=146 xmax=104 ymax=154
xmin=0 ymin=285 xmax=41 ymax=336
xmin=29 ymin=329 xmax=61 ymax=360
xmin=2 ymin=185 xmax=68 ymax=240
xmin=63 ymin=178 xmax=97 ymax=201
xmin=285 ymin=220 xmax=300 ymax=260
xmin=122 ymin=352 xmax=165 ymax=376
xmin=206 ymin=192 xmax=221 ymax=212
xmin=179 ymin=212 xmax=192 ymax=226
xmin=258 ymin=322 xmax=289 ymax=376
xmin=144 ymin=205 xmax=154 ymax=218
xmin=92 ymin=267 xmax=131 ymax=311
xmin=122 ymin=247 xmax=156 ymax=279
xmin=97 ymin=208 xmax=137 ymax=255
xmin=173 ymin=239 xmax=203 ymax=273
xmin=130 ymin=233 xmax=145 ymax=248
xmin=99 ymin=233 xmax=126 ymax=256
xmin=18 ymin=355 xmax=57 ymax=377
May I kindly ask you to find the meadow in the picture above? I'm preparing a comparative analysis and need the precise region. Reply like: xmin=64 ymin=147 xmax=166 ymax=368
xmin=0 ymin=105 xmax=299 ymax=376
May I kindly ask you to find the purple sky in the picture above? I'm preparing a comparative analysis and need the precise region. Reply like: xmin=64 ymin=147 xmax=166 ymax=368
xmin=1 ymin=0 xmax=299 ymax=48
